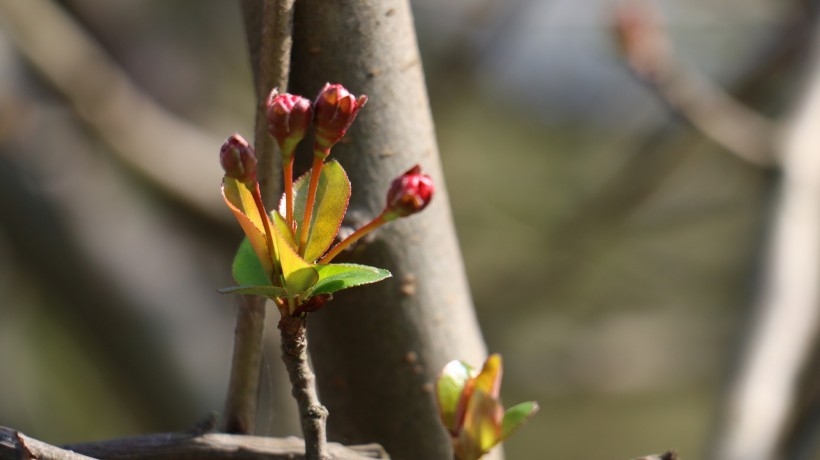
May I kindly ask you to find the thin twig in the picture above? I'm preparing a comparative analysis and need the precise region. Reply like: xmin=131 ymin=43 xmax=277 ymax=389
xmin=222 ymin=0 xmax=296 ymax=434
xmin=613 ymin=1 xmax=779 ymax=167
xmin=0 ymin=426 xmax=388 ymax=460
xmin=279 ymin=315 xmax=330 ymax=460
xmin=241 ymin=0 xmax=296 ymax=203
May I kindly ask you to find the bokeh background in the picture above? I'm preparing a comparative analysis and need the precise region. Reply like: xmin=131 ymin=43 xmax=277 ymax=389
xmin=0 ymin=0 xmax=816 ymax=458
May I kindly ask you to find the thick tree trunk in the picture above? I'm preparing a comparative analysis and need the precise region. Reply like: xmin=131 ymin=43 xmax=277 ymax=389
xmin=288 ymin=2 xmax=495 ymax=459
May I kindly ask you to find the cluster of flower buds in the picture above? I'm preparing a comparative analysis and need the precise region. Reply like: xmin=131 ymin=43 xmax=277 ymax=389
xmin=264 ymin=83 xmax=368 ymax=158
xmin=219 ymin=82 xmax=437 ymax=314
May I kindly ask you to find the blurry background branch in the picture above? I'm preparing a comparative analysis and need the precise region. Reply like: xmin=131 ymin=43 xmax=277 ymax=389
xmin=613 ymin=1 xmax=779 ymax=168
xmin=614 ymin=3 xmax=820 ymax=460
xmin=0 ymin=0 xmax=226 ymax=221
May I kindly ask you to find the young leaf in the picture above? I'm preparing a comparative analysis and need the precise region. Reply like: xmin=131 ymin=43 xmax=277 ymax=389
xmin=231 ymin=238 xmax=272 ymax=287
xmin=473 ymin=354 xmax=503 ymax=399
xmin=222 ymin=179 xmax=275 ymax=278
xmin=270 ymin=212 xmax=319 ymax=295
xmin=437 ymin=360 xmax=475 ymax=433
xmin=290 ymin=160 xmax=351 ymax=262
xmin=459 ymin=387 xmax=504 ymax=459
xmin=303 ymin=263 xmax=391 ymax=298
xmin=500 ymin=401 xmax=539 ymax=442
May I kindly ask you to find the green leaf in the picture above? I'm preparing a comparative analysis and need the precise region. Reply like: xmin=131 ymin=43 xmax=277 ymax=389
xmin=285 ymin=267 xmax=320 ymax=296
xmin=291 ymin=160 xmax=351 ymax=262
xmin=304 ymin=263 xmax=391 ymax=298
xmin=217 ymin=285 xmax=287 ymax=298
xmin=436 ymin=360 xmax=475 ymax=432
xmin=232 ymin=238 xmax=271 ymax=287
xmin=500 ymin=401 xmax=539 ymax=442
xmin=270 ymin=212 xmax=319 ymax=295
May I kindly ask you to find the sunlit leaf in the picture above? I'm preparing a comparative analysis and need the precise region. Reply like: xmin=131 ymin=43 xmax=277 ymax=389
xmin=437 ymin=360 xmax=475 ymax=433
xmin=273 ymin=209 xmax=297 ymax=250
xmin=473 ymin=354 xmax=502 ymax=399
xmin=290 ymin=160 xmax=351 ymax=262
xmin=271 ymin=212 xmax=318 ymax=295
xmin=500 ymin=401 xmax=539 ymax=442
xmin=303 ymin=263 xmax=391 ymax=298
xmin=222 ymin=179 xmax=274 ymax=278
xmin=458 ymin=387 xmax=503 ymax=460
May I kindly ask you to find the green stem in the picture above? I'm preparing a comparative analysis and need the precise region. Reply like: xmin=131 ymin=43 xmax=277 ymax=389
xmin=318 ymin=211 xmax=388 ymax=264
xmin=250 ymin=182 xmax=280 ymax=280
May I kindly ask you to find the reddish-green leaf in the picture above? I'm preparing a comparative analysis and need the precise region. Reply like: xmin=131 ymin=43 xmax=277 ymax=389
xmin=271 ymin=212 xmax=318 ymax=295
xmin=289 ymin=160 xmax=351 ymax=262
xmin=456 ymin=387 xmax=503 ymax=460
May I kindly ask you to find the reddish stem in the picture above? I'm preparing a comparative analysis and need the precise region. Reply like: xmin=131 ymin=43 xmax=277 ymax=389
xmin=298 ymin=153 xmax=326 ymax=255
xmin=318 ymin=212 xmax=387 ymax=264
xmin=250 ymin=182 xmax=279 ymax=279
xmin=283 ymin=154 xmax=295 ymax=232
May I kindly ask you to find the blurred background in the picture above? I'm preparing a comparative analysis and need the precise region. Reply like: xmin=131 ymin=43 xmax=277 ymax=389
xmin=0 ymin=0 xmax=816 ymax=459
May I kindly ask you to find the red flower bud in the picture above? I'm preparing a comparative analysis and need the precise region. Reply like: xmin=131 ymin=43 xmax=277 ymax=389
xmin=266 ymin=89 xmax=312 ymax=154
xmin=220 ymin=134 xmax=257 ymax=183
xmin=384 ymin=165 xmax=434 ymax=219
xmin=313 ymin=83 xmax=367 ymax=153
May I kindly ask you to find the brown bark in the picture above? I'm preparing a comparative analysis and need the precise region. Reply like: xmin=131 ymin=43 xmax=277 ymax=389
xmin=288 ymin=1 xmax=492 ymax=459
xmin=280 ymin=316 xmax=329 ymax=459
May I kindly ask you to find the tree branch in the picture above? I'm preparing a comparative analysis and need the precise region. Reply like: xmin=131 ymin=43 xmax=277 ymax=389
xmin=223 ymin=296 xmax=268 ymax=434
xmin=709 ymin=31 xmax=820 ymax=460
xmin=279 ymin=315 xmax=329 ymax=460
xmin=613 ymin=1 xmax=779 ymax=167
xmin=0 ymin=426 xmax=387 ymax=460
xmin=222 ymin=0 xmax=296 ymax=434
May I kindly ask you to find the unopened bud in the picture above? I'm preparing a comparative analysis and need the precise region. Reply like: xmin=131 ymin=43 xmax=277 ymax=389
xmin=313 ymin=83 xmax=367 ymax=153
xmin=220 ymin=134 xmax=257 ymax=183
xmin=384 ymin=165 xmax=434 ymax=219
xmin=266 ymin=89 xmax=312 ymax=154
